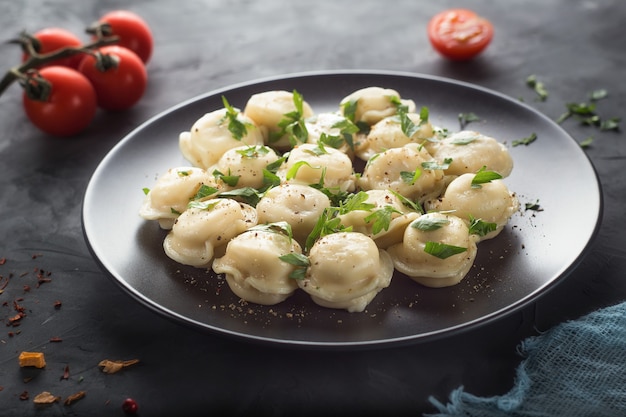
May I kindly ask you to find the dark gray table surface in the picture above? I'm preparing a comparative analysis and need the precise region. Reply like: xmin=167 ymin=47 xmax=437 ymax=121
xmin=1 ymin=1 xmax=624 ymax=416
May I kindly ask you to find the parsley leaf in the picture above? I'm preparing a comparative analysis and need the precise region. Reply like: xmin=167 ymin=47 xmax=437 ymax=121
xmin=512 ymin=132 xmax=537 ymax=147
xmin=279 ymin=253 xmax=310 ymax=280
xmin=411 ymin=216 xmax=449 ymax=231
xmin=269 ymin=90 xmax=309 ymax=145
xmin=364 ymin=205 xmax=401 ymax=235
xmin=468 ymin=215 xmax=497 ymax=237
xmin=471 ymin=166 xmax=502 ymax=188
xmin=221 ymin=95 xmax=249 ymax=140
xmin=526 ymin=75 xmax=548 ymax=101
xmin=424 ymin=242 xmax=467 ymax=259
xmin=458 ymin=112 xmax=481 ymax=130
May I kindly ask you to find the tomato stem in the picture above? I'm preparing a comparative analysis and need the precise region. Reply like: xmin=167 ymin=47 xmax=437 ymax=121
xmin=0 ymin=34 xmax=120 ymax=98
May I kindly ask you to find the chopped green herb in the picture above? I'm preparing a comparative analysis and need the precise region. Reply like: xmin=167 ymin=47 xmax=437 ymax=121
xmin=270 ymin=90 xmax=309 ymax=145
xmin=191 ymin=184 xmax=220 ymax=201
xmin=250 ymin=221 xmax=293 ymax=241
xmin=286 ymin=160 xmax=317 ymax=181
xmin=221 ymin=95 xmax=249 ymax=140
xmin=579 ymin=136 xmax=594 ymax=148
xmin=411 ymin=216 xmax=449 ymax=231
xmin=526 ymin=75 xmax=548 ymax=101
xmin=304 ymin=207 xmax=351 ymax=252
xmin=279 ymin=252 xmax=310 ymax=280
xmin=339 ymin=191 xmax=375 ymax=214
xmin=212 ymin=169 xmax=240 ymax=187
xmin=142 ymin=187 xmax=150 ymax=195
xmin=341 ymin=99 xmax=358 ymax=124
xmin=389 ymin=190 xmax=424 ymax=214
xmin=590 ymin=89 xmax=608 ymax=101
xmin=525 ymin=200 xmax=543 ymax=211
xmin=450 ymin=134 xmax=479 ymax=145
xmin=364 ymin=205 xmax=401 ymax=235
xmin=424 ymin=241 xmax=467 ymax=259
xmin=218 ymin=187 xmax=263 ymax=206
xmin=468 ymin=215 xmax=497 ymax=237
xmin=421 ymin=158 xmax=453 ymax=171
xmin=458 ymin=112 xmax=481 ymax=130
xmin=400 ymin=168 xmax=422 ymax=185
xmin=235 ymin=145 xmax=270 ymax=158
xmin=512 ymin=132 xmax=538 ymax=147
xmin=177 ymin=170 xmax=191 ymax=177
xmin=471 ymin=167 xmax=502 ymax=188
xmin=600 ymin=117 xmax=620 ymax=131
xmin=188 ymin=199 xmax=221 ymax=211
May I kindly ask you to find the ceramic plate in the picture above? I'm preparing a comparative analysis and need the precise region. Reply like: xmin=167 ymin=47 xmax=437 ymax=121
xmin=82 ymin=70 xmax=602 ymax=349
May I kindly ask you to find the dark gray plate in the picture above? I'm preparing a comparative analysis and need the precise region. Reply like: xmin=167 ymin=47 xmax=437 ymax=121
xmin=82 ymin=70 xmax=602 ymax=349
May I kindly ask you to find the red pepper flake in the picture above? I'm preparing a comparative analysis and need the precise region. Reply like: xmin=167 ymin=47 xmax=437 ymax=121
xmin=13 ymin=299 xmax=26 ymax=313
xmin=31 ymin=254 xmax=42 ymax=259
xmin=49 ymin=337 xmax=62 ymax=343
xmin=0 ymin=257 xmax=6 ymax=265
xmin=19 ymin=391 xmax=29 ymax=401
xmin=23 ymin=284 xmax=31 ymax=292
xmin=8 ymin=312 xmax=25 ymax=326
xmin=61 ymin=365 xmax=70 ymax=380
xmin=8 ymin=332 xmax=14 ymax=337
xmin=53 ymin=300 xmax=62 ymax=310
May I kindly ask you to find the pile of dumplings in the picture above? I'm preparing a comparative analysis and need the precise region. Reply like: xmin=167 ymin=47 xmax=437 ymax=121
xmin=139 ymin=87 xmax=518 ymax=313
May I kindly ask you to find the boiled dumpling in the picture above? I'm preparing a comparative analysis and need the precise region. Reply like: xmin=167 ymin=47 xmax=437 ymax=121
xmin=387 ymin=212 xmax=478 ymax=288
xmin=277 ymin=143 xmax=356 ymax=193
xmin=305 ymin=112 xmax=356 ymax=157
xmin=212 ymin=145 xmax=280 ymax=189
xmin=426 ymin=131 xmax=514 ymax=178
xmin=179 ymin=107 xmax=265 ymax=169
xmin=139 ymin=167 xmax=221 ymax=229
xmin=243 ymin=90 xmax=314 ymax=150
xmin=212 ymin=226 xmax=302 ymax=305
xmin=355 ymin=113 xmax=434 ymax=161
xmin=163 ymin=198 xmax=257 ymax=268
xmin=256 ymin=183 xmax=331 ymax=244
xmin=358 ymin=144 xmax=446 ymax=204
xmin=298 ymin=232 xmax=393 ymax=312
xmin=338 ymin=189 xmax=422 ymax=249
xmin=425 ymin=172 xmax=519 ymax=241
xmin=339 ymin=86 xmax=416 ymax=126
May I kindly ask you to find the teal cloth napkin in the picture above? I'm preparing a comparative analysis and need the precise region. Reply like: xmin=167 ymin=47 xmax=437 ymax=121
xmin=427 ymin=301 xmax=626 ymax=417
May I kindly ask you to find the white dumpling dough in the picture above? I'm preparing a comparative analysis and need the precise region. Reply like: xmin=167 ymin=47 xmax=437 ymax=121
xmin=355 ymin=113 xmax=434 ymax=161
xmin=277 ymin=143 xmax=356 ymax=192
xmin=359 ymin=144 xmax=446 ymax=204
xmin=305 ymin=112 xmax=355 ymax=157
xmin=387 ymin=212 xmax=478 ymax=288
xmin=425 ymin=173 xmax=519 ymax=241
xmin=243 ymin=90 xmax=314 ymax=150
xmin=179 ymin=107 xmax=265 ymax=169
xmin=298 ymin=232 xmax=394 ymax=312
xmin=139 ymin=167 xmax=221 ymax=229
xmin=339 ymin=86 xmax=416 ymax=126
xmin=212 ymin=228 xmax=301 ymax=305
xmin=338 ymin=190 xmax=421 ymax=249
xmin=256 ymin=183 xmax=331 ymax=244
xmin=163 ymin=198 xmax=257 ymax=268
xmin=212 ymin=145 xmax=280 ymax=189
xmin=427 ymin=131 xmax=514 ymax=177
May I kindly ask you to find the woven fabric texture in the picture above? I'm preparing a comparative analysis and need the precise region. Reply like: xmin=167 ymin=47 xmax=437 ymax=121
xmin=427 ymin=301 xmax=626 ymax=417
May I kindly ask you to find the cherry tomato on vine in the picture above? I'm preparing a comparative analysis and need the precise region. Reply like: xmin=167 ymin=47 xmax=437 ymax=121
xmin=427 ymin=9 xmax=494 ymax=61
xmin=78 ymin=45 xmax=147 ymax=111
xmin=95 ymin=10 xmax=153 ymax=63
xmin=22 ymin=28 xmax=84 ymax=69
xmin=22 ymin=66 xmax=97 ymax=137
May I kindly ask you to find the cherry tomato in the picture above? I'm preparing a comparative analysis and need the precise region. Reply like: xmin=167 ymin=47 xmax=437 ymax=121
xmin=22 ymin=66 xmax=97 ymax=137
xmin=96 ymin=10 xmax=153 ymax=63
xmin=22 ymin=28 xmax=84 ymax=69
xmin=427 ymin=9 xmax=494 ymax=61
xmin=78 ymin=45 xmax=147 ymax=111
